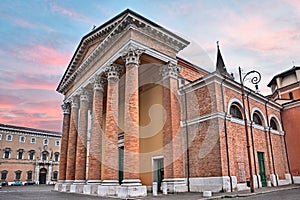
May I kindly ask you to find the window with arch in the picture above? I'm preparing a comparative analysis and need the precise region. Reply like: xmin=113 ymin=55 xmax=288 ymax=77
xmin=54 ymin=152 xmax=59 ymax=162
xmin=28 ymin=150 xmax=35 ymax=160
xmin=17 ymin=149 xmax=24 ymax=159
xmin=31 ymin=137 xmax=36 ymax=144
xmin=253 ymin=112 xmax=263 ymax=126
xmin=42 ymin=151 xmax=48 ymax=161
xmin=15 ymin=170 xmax=22 ymax=181
xmin=3 ymin=148 xmax=11 ymax=159
xmin=19 ymin=136 xmax=26 ymax=143
xmin=43 ymin=139 xmax=48 ymax=145
xmin=1 ymin=170 xmax=8 ymax=181
xmin=230 ymin=104 xmax=243 ymax=119
xmin=6 ymin=134 xmax=12 ymax=141
xmin=52 ymin=171 xmax=58 ymax=180
xmin=289 ymin=92 xmax=294 ymax=100
xmin=270 ymin=117 xmax=278 ymax=130
xmin=27 ymin=171 xmax=33 ymax=181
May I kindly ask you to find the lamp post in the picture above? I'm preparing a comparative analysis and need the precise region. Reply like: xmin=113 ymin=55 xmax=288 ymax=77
xmin=238 ymin=67 xmax=261 ymax=193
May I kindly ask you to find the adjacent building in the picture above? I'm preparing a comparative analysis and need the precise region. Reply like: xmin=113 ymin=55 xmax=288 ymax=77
xmin=55 ymin=9 xmax=292 ymax=198
xmin=0 ymin=123 xmax=61 ymax=185
xmin=267 ymin=66 xmax=300 ymax=184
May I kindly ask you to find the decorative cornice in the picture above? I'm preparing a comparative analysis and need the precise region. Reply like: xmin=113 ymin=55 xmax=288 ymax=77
xmin=122 ymin=46 xmax=144 ymax=66
xmin=159 ymin=61 xmax=181 ymax=79
xmin=104 ymin=63 xmax=124 ymax=81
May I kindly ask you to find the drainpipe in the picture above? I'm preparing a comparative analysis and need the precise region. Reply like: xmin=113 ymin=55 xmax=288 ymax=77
xmin=221 ymin=77 xmax=233 ymax=192
xmin=280 ymin=109 xmax=294 ymax=184
xmin=264 ymin=100 xmax=278 ymax=186
xmin=246 ymin=91 xmax=259 ymax=188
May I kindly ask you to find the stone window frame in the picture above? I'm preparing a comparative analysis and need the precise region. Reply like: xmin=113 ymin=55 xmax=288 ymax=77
xmin=251 ymin=107 xmax=267 ymax=131
xmin=19 ymin=135 xmax=26 ymax=143
xmin=1 ymin=170 xmax=8 ymax=181
xmin=30 ymin=137 xmax=36 ymax=144
xmin=43 ymin=139 xmax=49 ymax=145
xmin=54 ymin=152 xmax=59 ymax=162
xmin=42 ymin=151 xmax=48 ymax=161
xmin=17 ymin=149 xmax=24 ymax=160
xmin=26 ymin=170 xmax=33 ymax=181
xmin=3 ymin=148 xmax=11 ymax=159
xmin=228 ymin=98 xmax=248 ymax=125
xmin=269 ymin=114 xmax=282 ymax=134
xmin=55 ymin=140 xmax=60 ymax=146
xmin=52 ymin=171 xmax=58 ymax=181
xmin=14 ymin=170 xmax=22 ymax=181
xmin=6 ymin=134 xmax=13 ymax=141
xmin=28 ymin=150 xmax=35 ymax=160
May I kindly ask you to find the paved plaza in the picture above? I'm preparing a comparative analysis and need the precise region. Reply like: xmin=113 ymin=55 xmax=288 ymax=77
xmin=0 ymin=184 xmax=300 ymax=200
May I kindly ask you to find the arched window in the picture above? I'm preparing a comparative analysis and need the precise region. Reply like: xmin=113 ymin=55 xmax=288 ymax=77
xmin=3 ymin=148 xmax=11 ymax=159
xmin=27 ymin=171 xmax=32 ymax=181
xmin=6 ymin=134 xmax=12 ymax=141
xmin=1 ymin=170 xmax=8 ymax=181
xmin=230 ymin=104 xmax=243 ymax=119
xmin=42 ymin=151 xmax=48 ymax=161
xmin=54 ymin=152 xmax=59 ymax=162
xmin=28 ymin=150 xmax=35 ymax=160
xmin=270 ymin=118 xmax=278 ymax=130
xmin=17 ymin=149 xmax=24 ymax=159
xmin=253 ymin=112 xmax=263 ymax=126
xmin=289 ymin=92 xmax=294 ymax=100
xmin=15 ymin=170 xmax=22 ymax=181
xmin=52 ymin=171 xmax=58 ymax=180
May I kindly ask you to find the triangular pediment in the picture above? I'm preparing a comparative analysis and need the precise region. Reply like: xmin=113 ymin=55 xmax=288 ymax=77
xmin=57 ymin=9 xmax=189 ymax=94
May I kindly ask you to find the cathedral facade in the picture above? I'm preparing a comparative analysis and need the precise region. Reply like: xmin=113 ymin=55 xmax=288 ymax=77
xmin=55 ymin=9 xmax=292 ymax=198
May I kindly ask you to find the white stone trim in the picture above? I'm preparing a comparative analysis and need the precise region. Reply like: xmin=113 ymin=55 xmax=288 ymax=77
xmin=189 ymin=176 xmax=237 ymax=193
xmin=251 ymin=107 xmax=267 ymax=127
xmin=180 ymin=112 xmax=225 ymax=127
xmin=293 ymin=176 xmax=300 ymax=184
xmin=269 ymin=114 xmax=282 ymax=132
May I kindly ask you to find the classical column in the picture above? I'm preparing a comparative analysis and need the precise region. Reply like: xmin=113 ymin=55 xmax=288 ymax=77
xmin=102 ymin=64 xmax=123 ymax=185
xmin=58 ymin=102 xmax=71 ymax=182
xmin=74 ymin=89 xmax=90 ymax=183
xmin=160 ymin=62 xmax=187 ymax=193
xmin=87 ymin=76 xmax=106 ymax=183
xmin=65 ymin=96 xmax=79 ymax=183
xmin=122 ymin=48 xmax=143 ymax=183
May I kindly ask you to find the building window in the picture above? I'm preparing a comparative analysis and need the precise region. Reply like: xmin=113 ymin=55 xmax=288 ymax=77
xmin=31 ymin=137 xmax=36 ymax=144
xmin=15 ymin=170 xmax=22 ymax=181
xmin=55 ymin=140 xmax=60 ymax=146
xmin=230 ymin=104 xmax=243 ymax=119
xmin=43 ymin=139 xmax=48 ymax=145
xmin=52 ymin=171 xmax=58 ymax=180
xmin=27 ymin=171 xmax=32 ymax=181
xmin=3 ymin=148 xmax=11 ymax=159
xmin=17 ymin=149 xmax=24 ymax=159
xmin=19 ymin=136 xmax=26 ymax=143
xmin=54 ymin=152 xmax=59 ymax=162
xmin=0 ymin=134 xmax=2 ymax=140
xmin=1 ymin=170 xmax=8 ymax=181
xmin=42 ymin=151 xmax=48 ymax=161
xmin=270 ymin=118 xmax=278 ymax=130
xmin=253 ymin=112 xmax=263 ymax=126
xmin=289 ymin=92 xmax=294 ymax=100
xmin=6 ymin=134 xmax=12 ymax=141
xmin=28 ymin=150 xmax=35 ymax=160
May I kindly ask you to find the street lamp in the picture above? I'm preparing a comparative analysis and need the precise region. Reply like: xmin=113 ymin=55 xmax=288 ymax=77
xmin=238 ymin=66 xmax=261 ymax=193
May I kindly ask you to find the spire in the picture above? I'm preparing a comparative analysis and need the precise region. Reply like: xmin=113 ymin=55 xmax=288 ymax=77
xmin=216 ymin=41 xmax=234 ymax=79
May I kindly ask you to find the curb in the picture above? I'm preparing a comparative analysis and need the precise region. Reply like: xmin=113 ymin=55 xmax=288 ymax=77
xmin=203 ymin=185 xmax=300 ymax=199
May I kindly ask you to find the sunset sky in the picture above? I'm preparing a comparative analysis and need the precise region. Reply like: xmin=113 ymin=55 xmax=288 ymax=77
xmin=0 ymin=0 xmax=299 ymax=132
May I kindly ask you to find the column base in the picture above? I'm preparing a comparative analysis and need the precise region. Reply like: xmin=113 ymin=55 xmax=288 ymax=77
xmin=117 ymin=179 xmax=147 ymax=198
xmin=162 ymin=178 xmax=188 ymax=193
xmin=70 ymin=180 xmax=86 ymax=193
xmin=97 ymin=180 xmax=119 ymax=196
xmin=83 ymin=180 xmax=101 ymax=194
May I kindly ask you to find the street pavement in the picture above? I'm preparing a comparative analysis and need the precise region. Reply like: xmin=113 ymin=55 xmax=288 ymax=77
xmin=0 ymin=184 xmax=299 ymax=199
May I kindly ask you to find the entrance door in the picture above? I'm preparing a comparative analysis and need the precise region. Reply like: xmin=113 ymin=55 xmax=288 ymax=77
xmin=39 ymin=168 xmax=47 ymax=184
xmin=257 ymin=152 xmax=267 ymax=187
xmin=118 ymin=146 xmax=124 ymax=184
xmin=153 ymin=157 xmax=164 ymax=192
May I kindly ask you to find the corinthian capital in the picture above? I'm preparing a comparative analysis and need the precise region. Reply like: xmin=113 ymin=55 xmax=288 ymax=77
xmin=70 ymin=96 xmax=79 ymax=109
xmin=78 ymin=88 xmax=92 ymax=102
xmin=122 ymin=47 xmax=144 ymax=66
xmin=61 ymin=102 xmax=71 ymax=115
xmin=90 ymin=75 xmax=107 ymax=91
xmin=104 ymin=63 xmax=124 ymax=81
xmin=159 ymin=61 xmax=181 ymax=79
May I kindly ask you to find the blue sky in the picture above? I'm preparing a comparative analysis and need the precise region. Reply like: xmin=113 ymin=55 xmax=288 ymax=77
xmin=0 ymin=0 xmax=299 ymax=131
